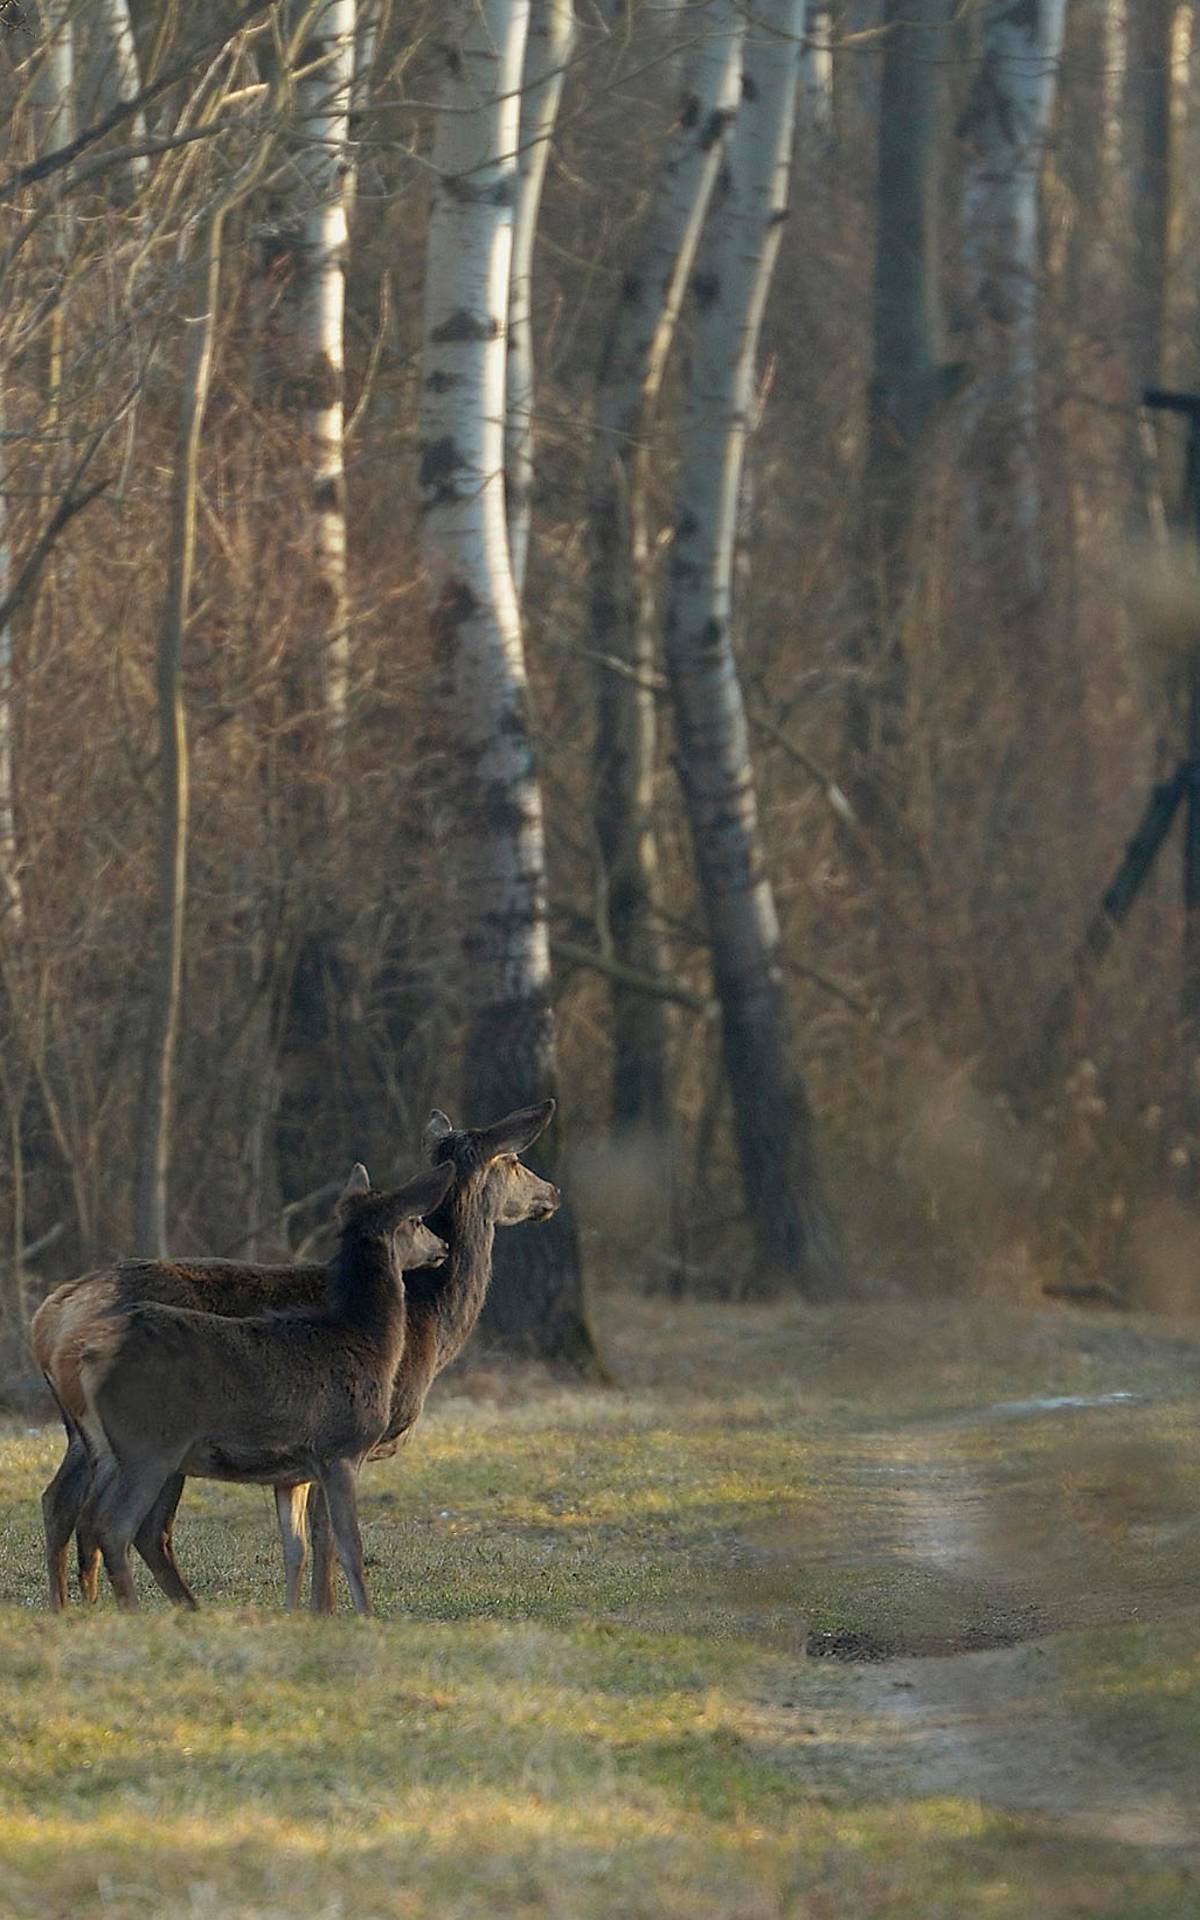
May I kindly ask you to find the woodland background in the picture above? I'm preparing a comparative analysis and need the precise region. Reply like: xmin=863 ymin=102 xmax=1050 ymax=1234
xmin=1 ymin=0 xmax=1198 ymax=1384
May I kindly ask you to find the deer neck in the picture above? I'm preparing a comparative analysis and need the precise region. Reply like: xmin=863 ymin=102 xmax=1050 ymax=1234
xmin=327 ymin=1233 xmax=405 ymax=1364
xmin=432 ymin=1171 xmax=498 ymax=1370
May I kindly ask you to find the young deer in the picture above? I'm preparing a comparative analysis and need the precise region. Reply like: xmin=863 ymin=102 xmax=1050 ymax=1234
xmin=304 ymin=1099 xmax=559 ymax=1612
xmin=53 ymin=1161 xmax=454 ymax=1614
xmin=33 ymin=1101 xmax=559 ymax=1610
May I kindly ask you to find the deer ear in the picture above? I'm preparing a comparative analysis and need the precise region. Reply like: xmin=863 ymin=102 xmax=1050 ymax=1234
xmin=340 ymin=1163 xmax=371 ymax=1205
xmin=423 ymin=1110 xmax=454 ymax=1158
xmin=392 ymin=1160 xmax=455 ymax=1220
xmin=475 ymin=1099 xmax=556 ymax=1161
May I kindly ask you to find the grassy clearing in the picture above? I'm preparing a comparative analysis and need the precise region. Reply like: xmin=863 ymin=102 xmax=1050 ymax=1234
xmin=0 ymin=1293 xmax=1198 ymax=1917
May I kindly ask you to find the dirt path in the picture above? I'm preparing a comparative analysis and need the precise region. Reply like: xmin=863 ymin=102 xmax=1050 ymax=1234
xmin=761 ymin=1385 xmax=1200 ymax=1849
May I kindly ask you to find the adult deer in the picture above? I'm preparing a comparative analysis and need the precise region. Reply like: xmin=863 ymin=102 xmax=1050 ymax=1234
xmin=53 ymin=1161 xmax=454 ymax=1614
xmin=33 ymin=1101 xmax=559 ymax=1610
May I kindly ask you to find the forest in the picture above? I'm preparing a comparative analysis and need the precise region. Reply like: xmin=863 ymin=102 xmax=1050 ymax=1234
xmin=3 ymin=8 xmax=1200 ymax=1917
xmin=0 ymin=0 xmax=1197 ymax=1369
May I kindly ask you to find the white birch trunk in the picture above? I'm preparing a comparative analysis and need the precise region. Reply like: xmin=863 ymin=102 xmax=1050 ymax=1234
xmin=291 ymin=0 xmax=355 ymax=750
xmin=801 ymin=0 xmax=833 ymax=133
xmin=32 ymin=0 xmax=75 ymax=156
xmin=958 ymin=0 xmax=1067 ymax=599
xmin=665 ymin=0 xmax=841 ymax=1294
xmin=81 ymin=0 xmax=148 ymax=191
xmin=506 ymin=0 xmax=575 ymax=601
xmin=590 ymin=0 xmax=744 ymax=1136
xmin=419 ymin=0 xmax=592 ymax=1363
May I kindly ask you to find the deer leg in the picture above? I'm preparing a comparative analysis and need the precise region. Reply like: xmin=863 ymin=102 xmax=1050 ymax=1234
xmin=133 ymin=1475 xmax=198 ymax=1609
xmin=275 ymin=1483 xmax=311 ymax=1611
xmin=76 ymin=1505 xmax=102 ymax=1606
xmin=41 ymin=1430 xmax=93 ymax=1612
xmin=316 ymin=1459 xmax=370 ymax=1617
xmin=307 ymin=1482 xmax=338 ymax=1615
xmin=93 ymin=1458 xmax=178 ymax=1613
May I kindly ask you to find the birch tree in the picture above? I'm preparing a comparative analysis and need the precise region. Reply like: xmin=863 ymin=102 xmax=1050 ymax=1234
xmin=419 ymin=0 xmax=596 ymax=1366
xmin=589 ymin=0 xmax=743 ymax=1140
xmin=665 ymin=0 xmax=843 ymax=1296
xmin=80 ymin=0 xmax=148 ymax=193
xmin=506 ymin=0 xmax=575 ymax=602
xmin=957 ymin=0 xmax=1068 ymax=600
xmin=288 ymin=0 xmax=355 ymax=751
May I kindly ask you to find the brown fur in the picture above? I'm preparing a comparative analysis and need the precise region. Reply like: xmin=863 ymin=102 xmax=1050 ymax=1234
xmin=35 ymin=1102 xmax=559 ymax=1612
xmin=70 ymin=1162 xmax=454 ymax=1615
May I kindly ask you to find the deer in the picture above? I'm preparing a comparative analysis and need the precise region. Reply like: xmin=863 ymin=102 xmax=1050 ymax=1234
xmin=53 ymin=1160 xmax=455 ymax=1614
xmin=32 ymin=1100 xmax=560 ymax=1611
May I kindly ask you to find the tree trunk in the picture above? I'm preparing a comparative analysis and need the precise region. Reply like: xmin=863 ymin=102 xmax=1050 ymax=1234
xmin=291 ymin=0 xmax=355 ymax=756
xmin=0 ymin=390 xmax=20 ymax=932
xmin=419 ymin=0 xmax=597 ymax=1367
xmin=81 ymin=0 xmax=148 ymax=192
xmin=134 ymin=218 xmax=228 ymax=1256
xmin=32 ymin=1 xmax=75 ymax=155
xmin=1126 ymin=0 xmax=1177 ymax=536
xmin=1128 ymin=0 xmax=1176 ymax=389
xmin=506 ymin=0 xmax=575 ymax=603
xmin=589 ymin=0 xmax=743 ymax=1138
xmin=957 ymin=0 xmax=1067 ymax=603
xmin=801 ymin=0 xmax=833 ymax=132
xmin=844 ymin=0 xmax=956 ymax=816
xmin=665 ymin=0 xmax=843 ymax=1297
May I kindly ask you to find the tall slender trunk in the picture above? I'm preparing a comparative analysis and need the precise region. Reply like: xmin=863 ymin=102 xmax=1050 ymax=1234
xmin=291 ymin=0 xmax=355 ymax=755
xmin=32 ymin=1 xmax=75 ymax=154
xmin=844 ymin=0 xmax=955 ymax=818
xmin=82 ymin=0 xmax=148 ymax=192
xmin=957 ymin=0 xmax=1067 ymax=603
xmin=419 ymin=0 xmax=596 ymax=1366
xmin=589 ymin=0 xmax=743 ymax=1138
xmin=1128 ymin=0 xmax=1177 ymax=390
xmin=134 ymin=218 xmax=228 ymax=1257
xmin=506 ymin=0 xmax=575 ymax=602
xmin=0 ymin=390 xmax=20 ymax=931
xmin=801 ymin=0 xmax=833 ymax=131
xmin=665 ymin=0 xmax=843 ymax=1296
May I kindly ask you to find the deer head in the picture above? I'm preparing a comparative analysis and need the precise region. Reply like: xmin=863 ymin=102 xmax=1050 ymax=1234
xmin=422 ymin=1100 xmax=560 ymax=1224
xmin=336 ymin=1161 xmax=455 ymax=1268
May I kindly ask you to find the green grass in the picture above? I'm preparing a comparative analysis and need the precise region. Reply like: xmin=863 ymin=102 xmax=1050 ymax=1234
xmin=0 ymin=1292 xmax=1198 ymax=1917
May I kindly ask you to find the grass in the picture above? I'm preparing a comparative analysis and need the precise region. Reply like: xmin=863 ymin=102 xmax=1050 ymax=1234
xmin=0 ymin=1291 xmax=1198 ymax=1917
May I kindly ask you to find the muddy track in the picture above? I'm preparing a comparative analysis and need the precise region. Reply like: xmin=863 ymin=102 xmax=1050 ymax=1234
xmin=760 ymin=1386 xmax=1200 ymax=1849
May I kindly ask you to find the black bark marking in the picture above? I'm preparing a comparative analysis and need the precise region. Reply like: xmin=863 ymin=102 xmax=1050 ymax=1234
xmin=431 ymin=309 xmax=500 ymax=344
xmin=680 ymin=92 xmax=700 ymax=130
xmin=700 ymin=107 xmax=731 ymax=151
xmin=419 ymin=435 xmax=464 ymax=492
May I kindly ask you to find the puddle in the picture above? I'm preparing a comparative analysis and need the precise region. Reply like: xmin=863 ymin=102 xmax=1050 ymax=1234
xmin=982 ymin=1390 xmax=1137 ymax=1419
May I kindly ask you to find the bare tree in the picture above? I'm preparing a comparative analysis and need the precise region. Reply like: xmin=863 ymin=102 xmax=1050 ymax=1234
xmin=507 ymin=0 xmax=575 ymax=602
xmin=665 ymin=0 xmax=843 ymax=1296
xmin=81 ymin=0 xmax=148 ymax=192
xmin=287 ymin=0 xmax=355 ymax=752
xmin=844 ymin=0 xmax=959 ymax=823
xmin=418 ymin=0 xmax=597 ymax=1365
xmin=957 ymin=0 xmax=1068 ymax=600
xmin=589 ymin=0 xmax=744 ymax=1139
xmin=134 ymin=45 xmax=292 ymax=1256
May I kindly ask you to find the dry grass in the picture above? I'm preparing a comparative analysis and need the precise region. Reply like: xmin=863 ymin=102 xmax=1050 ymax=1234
xmin=0 ymin=1292 xmax=1198 ymax=1917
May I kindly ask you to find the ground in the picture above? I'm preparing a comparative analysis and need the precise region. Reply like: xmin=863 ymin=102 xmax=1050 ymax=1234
xmin=0 ymin=1291 xmax=1197 ymax=1918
